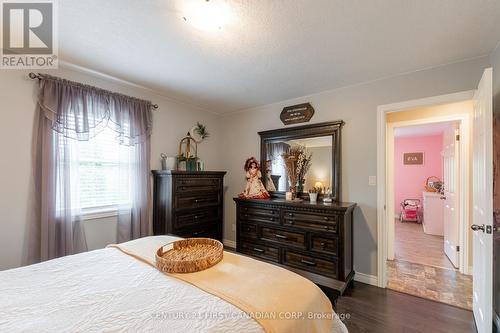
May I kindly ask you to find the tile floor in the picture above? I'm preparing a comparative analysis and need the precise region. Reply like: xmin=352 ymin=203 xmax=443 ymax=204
xmin=387 ymin=220 xmax=473 ymax=310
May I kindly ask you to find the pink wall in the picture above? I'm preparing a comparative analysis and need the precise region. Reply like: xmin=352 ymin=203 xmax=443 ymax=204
xmin=394 ymin=134 xmax=443 ymax=214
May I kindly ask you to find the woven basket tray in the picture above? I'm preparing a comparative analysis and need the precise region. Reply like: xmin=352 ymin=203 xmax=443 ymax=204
xmin=155 ymin=238 xmax=223 ymax=273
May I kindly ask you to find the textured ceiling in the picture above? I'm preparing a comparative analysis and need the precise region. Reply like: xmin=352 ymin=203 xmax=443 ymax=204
xmin=59 ymin=0 xmax=500 ymax=114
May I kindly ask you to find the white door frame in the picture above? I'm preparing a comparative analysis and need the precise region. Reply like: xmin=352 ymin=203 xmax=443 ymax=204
xmin=376 ymin=90 xmax=475 ymax=288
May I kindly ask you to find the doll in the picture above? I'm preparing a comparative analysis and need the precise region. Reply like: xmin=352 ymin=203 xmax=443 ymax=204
xmin=238 ymin=157 xmax=270 ymax=199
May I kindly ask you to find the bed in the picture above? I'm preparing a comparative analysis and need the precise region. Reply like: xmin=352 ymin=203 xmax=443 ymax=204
xmin=0 ymin=236 xmax=348 ymax=333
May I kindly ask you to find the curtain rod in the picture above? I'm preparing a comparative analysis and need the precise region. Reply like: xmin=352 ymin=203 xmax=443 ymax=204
xmin=28 ymin=72 xmax=159 ymax=110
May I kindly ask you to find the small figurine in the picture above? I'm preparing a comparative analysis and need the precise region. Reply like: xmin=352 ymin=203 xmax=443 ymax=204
xmin=239 ymin=157 xmax=270 ymax=199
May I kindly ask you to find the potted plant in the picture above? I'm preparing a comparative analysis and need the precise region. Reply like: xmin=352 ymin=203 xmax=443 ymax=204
xmin=308 ymin=187 xmax=321 ymax=203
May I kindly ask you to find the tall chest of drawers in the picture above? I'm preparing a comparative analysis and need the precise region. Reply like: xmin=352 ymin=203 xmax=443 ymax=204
xmin=152 ymin=171 xmax=226 ymax=241
xmin=234 ymin=197 xmax=356 ymax=299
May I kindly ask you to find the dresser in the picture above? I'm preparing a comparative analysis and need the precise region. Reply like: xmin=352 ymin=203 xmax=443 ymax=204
xmin=234 ymin=197 xmax=356 ymax=301
xmin=152 ymin=171 xmax=226 ymax=241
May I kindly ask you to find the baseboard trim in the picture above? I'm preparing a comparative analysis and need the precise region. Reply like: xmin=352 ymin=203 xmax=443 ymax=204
xmin=223 ymin=239 xmax=237 ymax=249
xmin=354 ymin=271 xmax=378 ymax=287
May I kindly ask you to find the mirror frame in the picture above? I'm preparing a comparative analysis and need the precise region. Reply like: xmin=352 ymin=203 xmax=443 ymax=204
xmin=259 ymin=120 xmax=344 ymax=202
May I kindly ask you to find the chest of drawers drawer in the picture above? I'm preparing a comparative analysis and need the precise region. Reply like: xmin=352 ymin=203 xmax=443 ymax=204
xmin=174 ymin=208 xmax=219 ymax=230
xmin=175 ymin=192 xmax=220 ymax=210
xmin=283 ymin=210 xmax=337 ymax=232
xmin=175 ymin=177 xmax=220 ymax=189
xmin=283 ymin=249 xmax=338 ymax=279
xmin=261 ymin=226 xmax=306 ymax=248
xmin=152 ymin=171 xmax=225 ymax=242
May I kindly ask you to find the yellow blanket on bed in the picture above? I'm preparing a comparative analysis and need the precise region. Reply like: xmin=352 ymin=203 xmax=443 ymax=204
xmin=108 ymin=236 xmax=334 ymax=333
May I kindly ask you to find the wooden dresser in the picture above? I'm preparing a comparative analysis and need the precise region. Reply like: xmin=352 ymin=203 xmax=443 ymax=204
xmin=234 ymin=197 xmax=356 ymax=300
xmin=152 ymin=171 xmax=226 ymax=241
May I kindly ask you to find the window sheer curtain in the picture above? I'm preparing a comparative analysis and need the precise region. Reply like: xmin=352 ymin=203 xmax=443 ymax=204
xmin=265 ymin=142 xmax=290 ymax=191
xmin=32 ymin=74 xmax=153 ymax=262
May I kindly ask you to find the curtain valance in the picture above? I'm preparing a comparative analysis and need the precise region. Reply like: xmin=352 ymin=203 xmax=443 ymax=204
xmin=37 ymin=74 xmax=153 ymax=145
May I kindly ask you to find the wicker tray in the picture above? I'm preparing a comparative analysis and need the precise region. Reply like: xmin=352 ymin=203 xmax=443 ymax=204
xmin=155 ymin=238 xmax=223 ymax=273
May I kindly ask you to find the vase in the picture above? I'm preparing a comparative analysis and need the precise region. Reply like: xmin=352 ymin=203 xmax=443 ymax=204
xmin=309 ymin=192 xmax=318 ymax=203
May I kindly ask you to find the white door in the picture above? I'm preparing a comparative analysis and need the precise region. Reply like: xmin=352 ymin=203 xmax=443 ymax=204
xmin=442 ymin=125 xmax=460 ymax=268
xmin=472 ymin=68 xmax=493 ymax=333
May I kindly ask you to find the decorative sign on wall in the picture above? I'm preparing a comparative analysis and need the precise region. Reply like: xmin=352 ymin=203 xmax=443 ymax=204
xmin=403 ymin=152 xmax=424 ymax=165
xmin=280 ymin=103 xmax=315 ymax=125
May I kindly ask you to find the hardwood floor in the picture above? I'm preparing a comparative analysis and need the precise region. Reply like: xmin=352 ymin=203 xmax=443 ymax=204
xmin=336 ymin=282 xmax=475 ymax=333
xmin=394 ymin=220 xmax=455 ymax=270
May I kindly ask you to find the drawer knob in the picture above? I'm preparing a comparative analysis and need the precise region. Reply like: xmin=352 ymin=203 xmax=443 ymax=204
xmin=275 ymin=234 xmax=288 ymax=240
xmin=300 ymin=259 xmax=317 ymax=266
xmin=269 ymin=217 xmax=274 ymax=222
xmin=324 ymin=217 xmax=330 ymax=221
xmin=323 ymin=226 xmax=329 ymax=230
xmin=253 ymin=247 xmax=264 ymax=253
xmin=288 ymin=220 xmax=294 ymax=225
xmin=288 ymin=213 xmax=294 ymax=217
xmin=320 ymin=242 xmax=328 ymax=249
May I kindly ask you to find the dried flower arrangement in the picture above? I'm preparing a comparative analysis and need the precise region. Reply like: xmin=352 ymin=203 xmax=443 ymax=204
xmin=281 ymin=146 xmax=312 ymax=193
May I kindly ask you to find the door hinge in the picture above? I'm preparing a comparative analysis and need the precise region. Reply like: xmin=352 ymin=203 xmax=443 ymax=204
xmin=456 ymin=245 xmax=460 ymax=252
xmin=455 ymin=134 xmax=460 ymax=141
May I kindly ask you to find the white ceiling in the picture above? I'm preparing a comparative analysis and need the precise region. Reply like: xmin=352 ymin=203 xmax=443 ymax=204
xmin=394 ymin=122 xmax=456 ymax=138
xmin=59 ymin=0 xmax=500 ymax=114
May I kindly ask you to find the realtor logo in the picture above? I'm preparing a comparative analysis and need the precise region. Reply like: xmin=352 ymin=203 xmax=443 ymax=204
xmin=1 ymin=0 xmax=58 ymax=68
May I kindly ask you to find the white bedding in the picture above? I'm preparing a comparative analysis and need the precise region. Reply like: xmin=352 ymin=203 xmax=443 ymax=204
xmin=0 ymin=245 xmax=348 ymax=333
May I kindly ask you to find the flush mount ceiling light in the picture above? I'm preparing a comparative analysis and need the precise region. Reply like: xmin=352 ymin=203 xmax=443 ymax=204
xmin=182 ymin=0 xmax=233 ymax=32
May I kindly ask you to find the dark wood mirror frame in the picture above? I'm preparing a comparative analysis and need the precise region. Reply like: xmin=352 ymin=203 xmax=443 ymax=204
xmin=259 ymin=120 xmax=344 ymax=202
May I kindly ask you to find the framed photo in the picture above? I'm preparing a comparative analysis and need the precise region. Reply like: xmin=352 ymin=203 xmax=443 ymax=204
xmin=403 ymin=152 xmax=424 ymax=165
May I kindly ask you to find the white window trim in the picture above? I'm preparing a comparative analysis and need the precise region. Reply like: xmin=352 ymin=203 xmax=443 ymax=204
xmin=81 ymin=205 xmax=119 ymax=221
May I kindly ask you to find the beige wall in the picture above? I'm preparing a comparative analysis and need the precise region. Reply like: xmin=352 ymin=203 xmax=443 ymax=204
xmin=0 ymin=55 xmax=492 ymax=275
xmin=0 ymin=67 xmax=223 ymax=270
xmin=219 ymin=56 xmax=490 ymax=277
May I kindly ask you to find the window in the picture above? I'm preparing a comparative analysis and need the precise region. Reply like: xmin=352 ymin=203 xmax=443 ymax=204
xmin=77 ymin=127 xmax=131 ymax=211
xmin=56 ymin=126 xmax=132 ymax=215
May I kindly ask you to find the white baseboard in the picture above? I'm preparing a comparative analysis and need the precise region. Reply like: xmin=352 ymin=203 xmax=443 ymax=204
xmin=354 ymin=271 xmax=378 ymax=287
xmin=223 ymin=239 xmax=237 ymax=248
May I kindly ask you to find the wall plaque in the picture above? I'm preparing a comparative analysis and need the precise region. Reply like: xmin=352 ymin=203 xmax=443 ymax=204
xmin=280 ymin=103 xmax=314 ymax=125
xmin=403 ymin=152 xmax=424 ymax=165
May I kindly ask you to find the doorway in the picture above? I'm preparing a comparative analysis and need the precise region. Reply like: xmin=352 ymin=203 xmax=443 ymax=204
xmin=377 ymin=69 xmax=494 ymax=331
xmin=387 ymin=120 xmax=472 ymax=309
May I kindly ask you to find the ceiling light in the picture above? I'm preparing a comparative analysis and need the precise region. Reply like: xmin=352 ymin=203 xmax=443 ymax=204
xmin=182 ymin=0 xmax=233 ymax=32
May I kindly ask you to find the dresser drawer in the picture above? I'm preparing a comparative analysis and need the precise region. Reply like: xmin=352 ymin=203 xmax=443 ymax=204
xmin=239 ymin=241 xmax=279 ymax=263
xmin=241 ymin=206 xmax=280 ymax=218
xmin=240 ymin=206 xmax=280 ymax=224
xmin=239 ymin=222 xmax=258 ymax=240
xmin=174 ymin=208 xmax=219 ymax=230
xmin=283 ymin=210 xmax=337 ymax=233
xmin=283 ymin=219 xmax=337 ymax=233
xmin=261 ymin=226 xmax=305 ymax=248
xmin=283 ymin=210 xmax=337 ymax=224
xmin=176 ymin=192 xmax=220 ymax=209
xmin=310 ymin=235 xmax=338 ymax=256
xmin=283 ymin=250 xmax=338 ymax=278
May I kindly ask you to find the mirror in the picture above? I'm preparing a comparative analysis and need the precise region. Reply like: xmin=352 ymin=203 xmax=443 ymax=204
xmin=259 ymin=121 xmax=343 ymax=201
xmin=263 ymin=136 xmax=332 ymax=192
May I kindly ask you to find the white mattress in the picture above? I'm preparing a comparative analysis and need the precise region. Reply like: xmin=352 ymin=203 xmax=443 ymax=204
xmin=0 ymin=246 xmax=348 ymax=333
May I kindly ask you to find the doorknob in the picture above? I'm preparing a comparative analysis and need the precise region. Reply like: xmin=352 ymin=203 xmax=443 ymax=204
xmin=471 ymin=224 xmax=486 ymax=232
xmin=440 ymin=196 xmax=446 ymax=200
